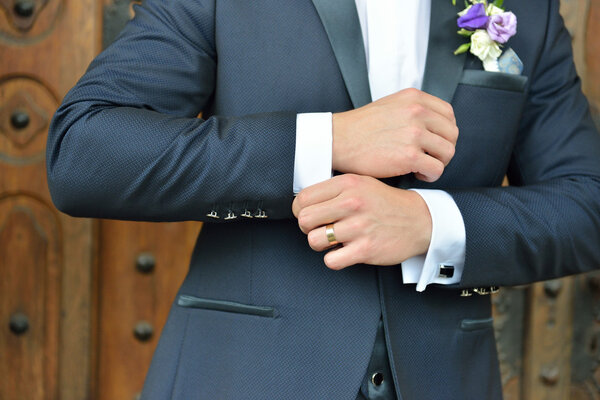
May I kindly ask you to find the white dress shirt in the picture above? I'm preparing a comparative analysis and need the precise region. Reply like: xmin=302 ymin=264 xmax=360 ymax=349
xmin=293 ymin=0 xmax=465 ymax=292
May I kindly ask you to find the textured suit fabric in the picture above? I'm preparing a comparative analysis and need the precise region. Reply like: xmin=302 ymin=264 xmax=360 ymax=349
xmin=46 ymin=0 xmax=600 ymax=399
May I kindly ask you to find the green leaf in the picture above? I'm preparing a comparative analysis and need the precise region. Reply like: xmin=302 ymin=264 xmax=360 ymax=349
xmin=457 ymin=29 xmax=474 ymax=37
xmin=453 ymin=42 xmax=471 ymax=55
xmin=452 ymin=0 xmax=456 ymax=6
xmin=494 ymin=0 xmax=504 ymax=8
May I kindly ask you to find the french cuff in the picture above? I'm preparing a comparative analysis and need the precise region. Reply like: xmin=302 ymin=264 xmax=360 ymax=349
xmin=401 ymin=189 xmax=466 ymax=292
xmin=293 ymin=113 xmax=333 ymax=194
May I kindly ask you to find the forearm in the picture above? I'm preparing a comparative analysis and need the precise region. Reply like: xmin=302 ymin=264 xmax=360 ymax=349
xmin=447 ymin=175 xmax=600 ymax=288
xmin=47 ymin=103 xmax=297 ymax=221
xmin=46 ymin=0 xmax=301 ymax=222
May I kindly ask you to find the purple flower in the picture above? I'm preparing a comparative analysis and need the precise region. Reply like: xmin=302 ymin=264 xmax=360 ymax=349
xmin=457 ymin=3 xmax=488 ymax=30
xmin=486 ymin=12 xmax=517 ymax=43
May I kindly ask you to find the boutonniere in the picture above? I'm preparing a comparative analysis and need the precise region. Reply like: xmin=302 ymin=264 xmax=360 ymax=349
xmin=452 ymin=0 xmax=518 ymax=72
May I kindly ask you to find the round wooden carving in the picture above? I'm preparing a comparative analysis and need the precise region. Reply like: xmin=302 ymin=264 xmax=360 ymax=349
xmin=0 ymin=76 xmax=58 ymax=164
xmin=0 ymin=195 xmax=61 ymax=400
xmin=0 ymin=0 xmax=62 ymax=44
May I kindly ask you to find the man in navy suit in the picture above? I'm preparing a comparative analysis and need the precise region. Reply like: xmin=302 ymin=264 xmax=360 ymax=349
xmin=47 ymin=0 xmax=600 ymax=398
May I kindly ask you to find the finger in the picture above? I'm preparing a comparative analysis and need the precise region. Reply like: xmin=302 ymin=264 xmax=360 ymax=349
xmin=306 ymin=218 xmax=360 ymax=251
xmin=323 ymin=240 xmax=366 ymax=270
xmin=419 ymin=131 xmax=456 ymax=166
xmin=298 ymin=194 xmax=364 ymax=234
xmin=413 ymin=91 xmax=456 ymax=123
xmin=411 ymin=152 xmax=445 ymax=182
xmin=414 ymin=172 xmax=429 ymax=181
xmin=421 ymin=109 xmax=459 ymax=145
xmin=386 ymin=88 xmax=456 ymax=123
xmin=386 ymin=88 xmax=458 ymax=127
xmin=292 ymin=175 xmax=349 ymax=217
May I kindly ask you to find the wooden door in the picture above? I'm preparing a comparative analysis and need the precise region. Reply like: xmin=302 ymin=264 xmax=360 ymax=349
xmin=0 ymin=1 xmax=599 ymax=399
xmin=0 ymin=1 xmax=98 ymax=399
xmin=0 ymin=1 xmax=199 ymax=399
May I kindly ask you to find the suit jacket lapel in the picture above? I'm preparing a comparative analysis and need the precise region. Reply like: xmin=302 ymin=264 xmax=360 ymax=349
xmin=421 ymin=0 xmax=467 ymax=103
xmin=313 ymin=0 xmax=465 ymax=108
xmin=311 ymin=0 xmax=372 ymax=108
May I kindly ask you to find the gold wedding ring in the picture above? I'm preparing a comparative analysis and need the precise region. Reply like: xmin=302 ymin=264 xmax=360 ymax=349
xmin=325 ymin=224 xmax=338 ymax=246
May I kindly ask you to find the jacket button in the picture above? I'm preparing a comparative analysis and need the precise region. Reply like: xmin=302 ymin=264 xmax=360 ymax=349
xmin=241 ymin=210 xmax=253 ymax=218
xmin=254 ymin=209 xmax=267 ymax=218
xmin=206 ymin=210 xmax=219 ymax=219
xmin=371 ymin=372 xmax=384 ymax=386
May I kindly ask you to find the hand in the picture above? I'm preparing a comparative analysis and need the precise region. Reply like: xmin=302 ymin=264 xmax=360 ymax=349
xmin=332 ymin=88 xmax=458 ymax=182
xmin=292 ymin=174 xmax=433 ymax=270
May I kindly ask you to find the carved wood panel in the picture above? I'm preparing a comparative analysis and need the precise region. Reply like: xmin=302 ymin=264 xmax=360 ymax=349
xmin=0 ymin=0 xmax=62 ymax=44
xmin=0 ymin=1 xmax=99 ymax=399
xmin=0 ymin=76 xmax=57 ymax=164
xmin=0 ymin=196 xmax=61 ymax=400
xmin=571 ymin=273 xmax=600 ymax=400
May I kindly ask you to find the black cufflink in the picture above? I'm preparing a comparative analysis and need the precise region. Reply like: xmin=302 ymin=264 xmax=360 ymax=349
xmin=438 ymin=264 xmax=455 ymax=278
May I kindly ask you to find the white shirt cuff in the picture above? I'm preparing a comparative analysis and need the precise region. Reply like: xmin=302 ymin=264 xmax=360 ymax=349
xmin=293 ymin=113 xmax=333 ymax=194
xmin=401 ymin=189 xmax=466 ymax=292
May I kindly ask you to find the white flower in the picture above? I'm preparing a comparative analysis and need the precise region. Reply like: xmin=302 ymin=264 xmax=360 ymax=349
xmin=486 ymin=3 xmax=504 ymax=15
xmin=470 ymin=30 xmax=502 ymax=62
xmin=482 ymin=57 xmax=500 ymax=72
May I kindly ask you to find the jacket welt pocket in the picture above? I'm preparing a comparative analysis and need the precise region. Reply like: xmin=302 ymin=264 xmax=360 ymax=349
xmin=177 ymin=294 xmax=278 ymax=318
xmin=459 ymin=69 xmax=528 ymax=92
xmin=460 ymin=317 xmax=494 ymax=332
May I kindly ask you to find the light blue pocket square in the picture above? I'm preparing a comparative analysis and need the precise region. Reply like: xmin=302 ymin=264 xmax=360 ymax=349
xmin=498 ymin=48 xmax=523 ymax=75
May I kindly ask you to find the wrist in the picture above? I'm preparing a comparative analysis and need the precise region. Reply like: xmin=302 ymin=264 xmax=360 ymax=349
xmin=405 ymin=189 xmax=433 ymax=255
xmin=331 ymin=111 xmax=349 ymax=172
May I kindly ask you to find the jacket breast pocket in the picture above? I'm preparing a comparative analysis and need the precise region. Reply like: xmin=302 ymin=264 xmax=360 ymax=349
xmin=433 ymin=71 xmax=530 ymax=187
xmin=177 ymin=294 xmax=279 ymax=318
xmin=459 ymin=69 xmax=528 ymax=93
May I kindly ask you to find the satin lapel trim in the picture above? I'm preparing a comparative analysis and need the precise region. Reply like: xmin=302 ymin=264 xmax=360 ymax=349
xmin=311 ymin=0 xmax=371 ymax=108
xmin=421 ymin=0 xmax=467 ymax=103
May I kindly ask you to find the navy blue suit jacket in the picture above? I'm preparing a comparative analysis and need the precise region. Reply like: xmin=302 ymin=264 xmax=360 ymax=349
xmin=47 ymin=0 xmax=600 ymax=398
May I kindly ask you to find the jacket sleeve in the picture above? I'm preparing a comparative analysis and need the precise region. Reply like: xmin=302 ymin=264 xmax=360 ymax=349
xmin=446 ymin=0 xmax=600 ymax=288
xmin=46 ymin=0 xmax=296 ymax=222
